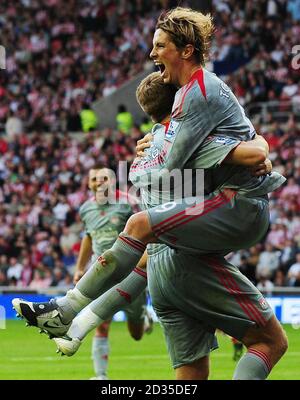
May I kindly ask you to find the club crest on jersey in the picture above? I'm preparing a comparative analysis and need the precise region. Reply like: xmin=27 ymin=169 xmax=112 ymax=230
xmin=165 ymin=120 xmax=179 ymax=139
xmin=258 ymin=297 xmax=269 ymax=310
xmin=100 ymin=210 xmax=106 ymax=216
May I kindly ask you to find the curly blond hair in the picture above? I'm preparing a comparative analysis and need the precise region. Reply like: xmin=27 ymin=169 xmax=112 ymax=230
xmin=156 ymin=7 xmax=214 ymax=65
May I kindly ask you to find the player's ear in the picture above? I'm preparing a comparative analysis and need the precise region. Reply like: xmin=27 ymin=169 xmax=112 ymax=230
xmin=181 ymin=44 xmax=195 ymax=60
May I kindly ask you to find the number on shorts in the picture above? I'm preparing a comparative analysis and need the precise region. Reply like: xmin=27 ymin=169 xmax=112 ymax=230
xmin=154 ymin=202 xmax=177 ymax=213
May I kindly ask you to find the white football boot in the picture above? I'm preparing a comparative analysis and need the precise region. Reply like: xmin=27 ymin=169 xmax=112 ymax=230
xmin=12 ymin=298 xmax=71 ymax=338
xmin=53 ymin=336 xmax=82 ymax=356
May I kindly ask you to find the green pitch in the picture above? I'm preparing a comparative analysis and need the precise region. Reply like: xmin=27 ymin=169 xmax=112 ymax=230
xmin=0 ymin=321 xmax=299 ymax=380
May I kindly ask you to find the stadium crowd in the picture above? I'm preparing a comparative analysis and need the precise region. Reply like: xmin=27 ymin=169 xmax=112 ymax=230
xmin=1 ymin=0 xmax=300 ymax=133
xmin=0 ymin=0 xmax=300 ymax=292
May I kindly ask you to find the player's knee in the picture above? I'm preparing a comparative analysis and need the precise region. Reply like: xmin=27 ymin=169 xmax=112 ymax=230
xmin=124 ymin=212 xmax=152 ymax=240
xmin=131 ymin=331 xmax=143 ymax=341
xmin=243 ymin=317 xmax=288 ymax=362
xmin=128 ymin=322 xmax=143 ymax=341
xmin=275 ymin=327 xmax=288 ymax=358
xmin=196 ymin=366 xmax=209 ymax=380
xmin=266 ymin=321 xmax=288 ymax=358
xmin=175 ymin=357 xmax=209 ymax=380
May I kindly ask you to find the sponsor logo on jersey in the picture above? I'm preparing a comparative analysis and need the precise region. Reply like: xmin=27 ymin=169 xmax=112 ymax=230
xmin=165 ymin=120 xmax=179 ymax=139
xmin=214 ymin=136 xmax=237 ymax=145
xmin=219 ymin=82 xmax=230 ymax=98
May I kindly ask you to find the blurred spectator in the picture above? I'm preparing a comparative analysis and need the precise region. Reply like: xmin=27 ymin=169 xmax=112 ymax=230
xmin=61 ymin=247 xmax=76 ymax=273
xmin=116 ymin=105 xmax=134 ymax=135
xmin=57 ymin=272 xmax=73 ymax=289
xmin=279 ymin=239 xmax=298 ymax=274
xmin=256 ymin=274 xmax=274 ymax=295
xmin=6 ymin=257 xmax=23 ymax=282
xmin=256 ymin=244 xmax=281 ymax=279
xmin=29 ymin=269 xmax=52 ymax=290
xmin=140 ymin=117 xmax=154 ymax=134
xmin=5 ymin=111 xmax=23 ymax=139
xmin=80 ymin=103 xmax=98 ymax=133
xmin=0 ymin=270 xmax=8 ymax=286
xmin=0 ymin=255 xmax=9 ymax=273
xmin=274 ymin=269 xmax=287 ymax=287
xmin=59 ymin=226 xmax=79 ymax=252
xmin=238 ymin=254 xmax=257 ymax=285
xmin=287 ymin=253 xmax=300 ymax=286
xmin=53 ymin=197 xmax=71 ymax=223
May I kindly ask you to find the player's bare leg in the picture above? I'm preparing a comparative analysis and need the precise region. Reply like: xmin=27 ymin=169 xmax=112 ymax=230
xmin=175 ymin=356 xmax=210 ymax=380
xmin=91 ymin=321 xmax=111 ymax=380
xmin=233 ymin=315 xmax=288 ymax=379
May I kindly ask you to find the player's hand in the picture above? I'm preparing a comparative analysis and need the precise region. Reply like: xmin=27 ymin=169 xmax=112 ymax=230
xmin=135 ymin=133 xmax=153 ymax=157
xmin=73 ymin=270 xmax=85 ymax=285
xmin=250 ymin=159 xmax=272 ymax=176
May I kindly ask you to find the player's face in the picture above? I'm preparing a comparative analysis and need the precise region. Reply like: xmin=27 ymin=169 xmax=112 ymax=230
xmin=150 ymin=29 xmax=183 ymax=86
xmin=88 ymin=168 xmax=115 ymax=202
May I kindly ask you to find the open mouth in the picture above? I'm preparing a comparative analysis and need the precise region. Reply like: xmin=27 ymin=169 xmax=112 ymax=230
xmin=155 ymin=63 xmax=165 ymax=75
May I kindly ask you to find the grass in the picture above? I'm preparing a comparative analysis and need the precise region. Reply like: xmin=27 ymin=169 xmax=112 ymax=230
xmin=0 ymin=321 xmax=299 ymax=380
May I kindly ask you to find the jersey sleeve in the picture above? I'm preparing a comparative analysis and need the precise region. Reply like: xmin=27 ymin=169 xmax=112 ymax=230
xmin=186 ymin=135 xmax=241 ymax=169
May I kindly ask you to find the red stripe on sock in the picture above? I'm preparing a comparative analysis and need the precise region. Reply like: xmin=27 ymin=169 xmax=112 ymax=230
xmin=134 ymin=267 xmax=147 ymax=280
xmin=116 ymin=288 xmax=132 ymax=303
xmin=248 ymin=349 xmax=272 ymax=372
xmin=119 ymin=236 xmax=145 ymax=253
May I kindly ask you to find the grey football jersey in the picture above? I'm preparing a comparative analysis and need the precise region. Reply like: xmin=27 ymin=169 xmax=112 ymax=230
xmin=130 ymin=67 xmax=285 ymax=200
xmin=131 ymin=123 xmax=285 ymax=208
xmin=130 ymin=68 xmax=257 ymax=188
xmin=79 ymin=193 xmax=134 ymax=255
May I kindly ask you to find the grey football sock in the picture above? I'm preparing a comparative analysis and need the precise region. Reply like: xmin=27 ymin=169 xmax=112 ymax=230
xmin=90 ymin=266 xmax=147 ymax=319
xmin=233 ymin=348 xmax=272 ymax=380
xmin=56 ymin=288 xmax=91 ymax=322
xmin=57 ymin=234 xmax=146 ymax=320
xmin=77 ymin=234 xmax=146 ymax=299
xmin=92 ymin=337 xmax=109 ymax=378
xmin=67 ymin=267 xmax=147 ymax=340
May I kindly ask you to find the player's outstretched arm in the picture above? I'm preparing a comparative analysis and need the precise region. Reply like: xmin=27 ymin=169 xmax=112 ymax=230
xmin=223 ymin=134 xmax=269 ymax=167
xmin=73 ymin=235 xmax=93 ymax=284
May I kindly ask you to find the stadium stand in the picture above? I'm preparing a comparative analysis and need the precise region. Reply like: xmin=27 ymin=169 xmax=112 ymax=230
xmin=0 ymin=0 xmax=299 ymax=292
